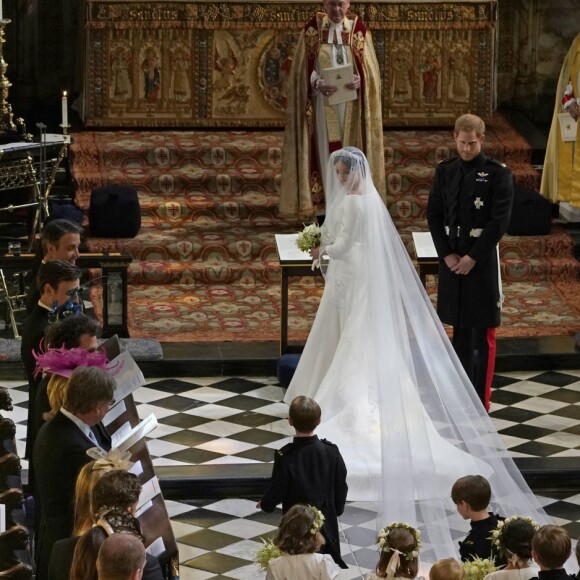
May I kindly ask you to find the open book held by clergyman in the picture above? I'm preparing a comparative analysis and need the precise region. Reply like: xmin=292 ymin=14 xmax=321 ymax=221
xmin=558 ymin=111 xmax=577 ymax=142
xmin=322 ymin=63 xmax=357 ymax=106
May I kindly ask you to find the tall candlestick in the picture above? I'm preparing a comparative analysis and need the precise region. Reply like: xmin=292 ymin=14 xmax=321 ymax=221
xmin=0 ymin=1 xmax=3 ymax=21
xmin=61 ymin=91 xmax=68 ymax=128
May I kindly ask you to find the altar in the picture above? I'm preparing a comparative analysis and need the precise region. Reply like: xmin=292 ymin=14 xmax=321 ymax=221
xmin=84 ymin=0 xmax=497 ymax=128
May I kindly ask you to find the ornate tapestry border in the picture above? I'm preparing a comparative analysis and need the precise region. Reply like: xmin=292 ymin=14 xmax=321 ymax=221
xmin=87 ymin=2 xmax=497 ymax=30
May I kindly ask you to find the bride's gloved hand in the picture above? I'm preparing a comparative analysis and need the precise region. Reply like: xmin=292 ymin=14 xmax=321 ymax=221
xmin=311 ymin=246 xmax=321 ymax=270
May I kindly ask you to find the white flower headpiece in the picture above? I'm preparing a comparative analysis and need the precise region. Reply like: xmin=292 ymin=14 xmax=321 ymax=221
xmin=376 ymin=522 xmax=421 ymax=559
xmin=309 ymin=505 xmax=325 ymax=535
xmin=490 ymin=515 xmax=539 ymax=557
xmin=254 ymin=505 xmax=325 ymax=571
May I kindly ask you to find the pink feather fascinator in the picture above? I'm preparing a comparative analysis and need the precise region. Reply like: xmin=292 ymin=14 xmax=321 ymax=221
xmin=33 ymin=346 xmax=110 ymax=379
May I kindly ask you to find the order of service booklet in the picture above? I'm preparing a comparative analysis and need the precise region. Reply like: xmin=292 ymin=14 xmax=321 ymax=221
xmin=558 ymin=111 xmax=577 ymax=142
xmin=322 ymin=63 xmax=357 ymax=106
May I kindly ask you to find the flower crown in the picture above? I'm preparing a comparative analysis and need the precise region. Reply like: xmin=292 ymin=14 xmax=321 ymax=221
xmin=376 ymin=522 xmax=421 ymax=559
xmin=309 ymin=505 xmax=325 ymax=535
xmin=254 ymin=505 xmax=325 ymax=571
xmin=491 ymin=516 xmax=540 ymax=557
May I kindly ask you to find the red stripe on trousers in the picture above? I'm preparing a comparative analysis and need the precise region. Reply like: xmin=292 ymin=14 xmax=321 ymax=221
xmin=485 ymin=327 xmax=496 ymax=412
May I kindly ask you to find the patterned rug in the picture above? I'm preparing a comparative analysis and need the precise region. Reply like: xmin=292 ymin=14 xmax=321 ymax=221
xmin=70 ymin=115 xmax=580 ymax=342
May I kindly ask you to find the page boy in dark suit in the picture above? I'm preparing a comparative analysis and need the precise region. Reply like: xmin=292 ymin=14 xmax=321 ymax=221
xmin=530 ymin=525 xmax=576 ymax=580
xmin=258 ymin=395 xmax=348 ymax=568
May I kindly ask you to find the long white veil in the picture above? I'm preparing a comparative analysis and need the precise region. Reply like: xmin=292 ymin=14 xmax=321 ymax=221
xmin=286 ymin=147 xmax=550 ymax=564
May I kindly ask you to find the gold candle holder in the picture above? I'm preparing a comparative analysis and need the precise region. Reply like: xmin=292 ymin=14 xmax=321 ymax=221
xmin=59 ymin=124 xmax=71 ymax=145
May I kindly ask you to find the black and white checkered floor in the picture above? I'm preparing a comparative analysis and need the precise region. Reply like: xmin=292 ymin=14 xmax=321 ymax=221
xmin=3 ymin=370 xmax=580 ymax=579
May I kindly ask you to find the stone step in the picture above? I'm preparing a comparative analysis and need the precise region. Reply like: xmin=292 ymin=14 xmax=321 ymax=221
xmin=86 ymin=249 xmax=578 ymax=287
xmin=74 ymin=160 xmax=538 ymax=210
xmin=73 ymin=170 xmax=281 ymax=210
xmin=502 ymin=257 xmax=580 ymax=283
xmin=124 ymin=259 xmax=282 ymax=285
xmin=81 ymin=196 xmax=298 ymax=230
xmin=86 ymin=226 xmax=299 ymax=261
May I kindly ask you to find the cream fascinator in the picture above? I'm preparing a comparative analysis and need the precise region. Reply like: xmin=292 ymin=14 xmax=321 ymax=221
xmin=86 ymin=447 xmax=134 ymax=471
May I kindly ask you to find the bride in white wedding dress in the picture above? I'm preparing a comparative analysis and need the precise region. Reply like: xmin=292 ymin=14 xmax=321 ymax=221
xmin=283 ymin=147 xmax=550 ymax=563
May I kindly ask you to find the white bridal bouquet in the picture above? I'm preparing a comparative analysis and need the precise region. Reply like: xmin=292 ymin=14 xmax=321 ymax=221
xmin=463 ymin=557 xmax=497 ymax=580
xmin=296 ymin=223 xmax=321 ymax=253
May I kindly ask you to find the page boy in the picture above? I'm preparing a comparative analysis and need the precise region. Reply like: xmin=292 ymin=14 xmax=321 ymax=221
xmin=531 ymin=525 xmax=575 ymax=580
xmin=451 ymin=474 xmax=502 ymax=561
xmin=258 ymin=395 xmax=348 ymax=568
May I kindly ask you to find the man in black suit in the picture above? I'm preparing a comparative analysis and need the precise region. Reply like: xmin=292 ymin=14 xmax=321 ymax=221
xmin=26 ymin=218 xmax=83 ymax=314
xmin=21 ymin=260 xmax=82 ymax=459
xmin=32 ymin=314 xmax=100 ymax=454
xmin=427 ymin=113 xmax=514 ymax=411
xmin=33 ymin=365 xmax=114 ymax=580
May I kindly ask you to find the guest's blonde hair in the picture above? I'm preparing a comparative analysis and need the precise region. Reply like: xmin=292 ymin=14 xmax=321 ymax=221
xmin=429 ymin=558 xmax=464 ymax=580
xmin=45 ymin=374 xmax=70 ymax=420
xmin=73 ymin=461 xmax=109 ymax=536
xmin=73 ymin=450 xmax=134 ymax=537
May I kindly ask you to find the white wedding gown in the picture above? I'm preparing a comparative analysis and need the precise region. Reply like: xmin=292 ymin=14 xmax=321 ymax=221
xmin=284 ymin=148 xmax=550 ymax=563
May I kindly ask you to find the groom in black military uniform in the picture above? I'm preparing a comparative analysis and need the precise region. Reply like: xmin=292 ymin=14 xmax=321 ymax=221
xmin=427 ymin=113 xmax=514 ymax=410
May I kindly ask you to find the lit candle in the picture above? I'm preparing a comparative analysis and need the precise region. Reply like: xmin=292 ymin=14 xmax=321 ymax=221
xmin=0 ymin=1 xmax=3 ymax=21
xmin=61 ymin=91 xmax=68 ymax=128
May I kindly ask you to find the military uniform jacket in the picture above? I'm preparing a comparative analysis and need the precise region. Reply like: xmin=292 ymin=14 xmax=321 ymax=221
xmin=260 ymin=435 xmax=348 ymax=567
xmin=427 ymin=153 xmax=514 ymax=328
xmin=531 ymin=570 xmax=578 ymax=580
xmin=458 ymin=512 xmax=502 ymax=562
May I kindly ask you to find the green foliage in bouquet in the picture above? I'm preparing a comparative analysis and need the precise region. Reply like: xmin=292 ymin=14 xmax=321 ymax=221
xmin=463 ymin=557 xmax=497 ymax=580
xmin=254 ymin=538 xmax=283 ymax=571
